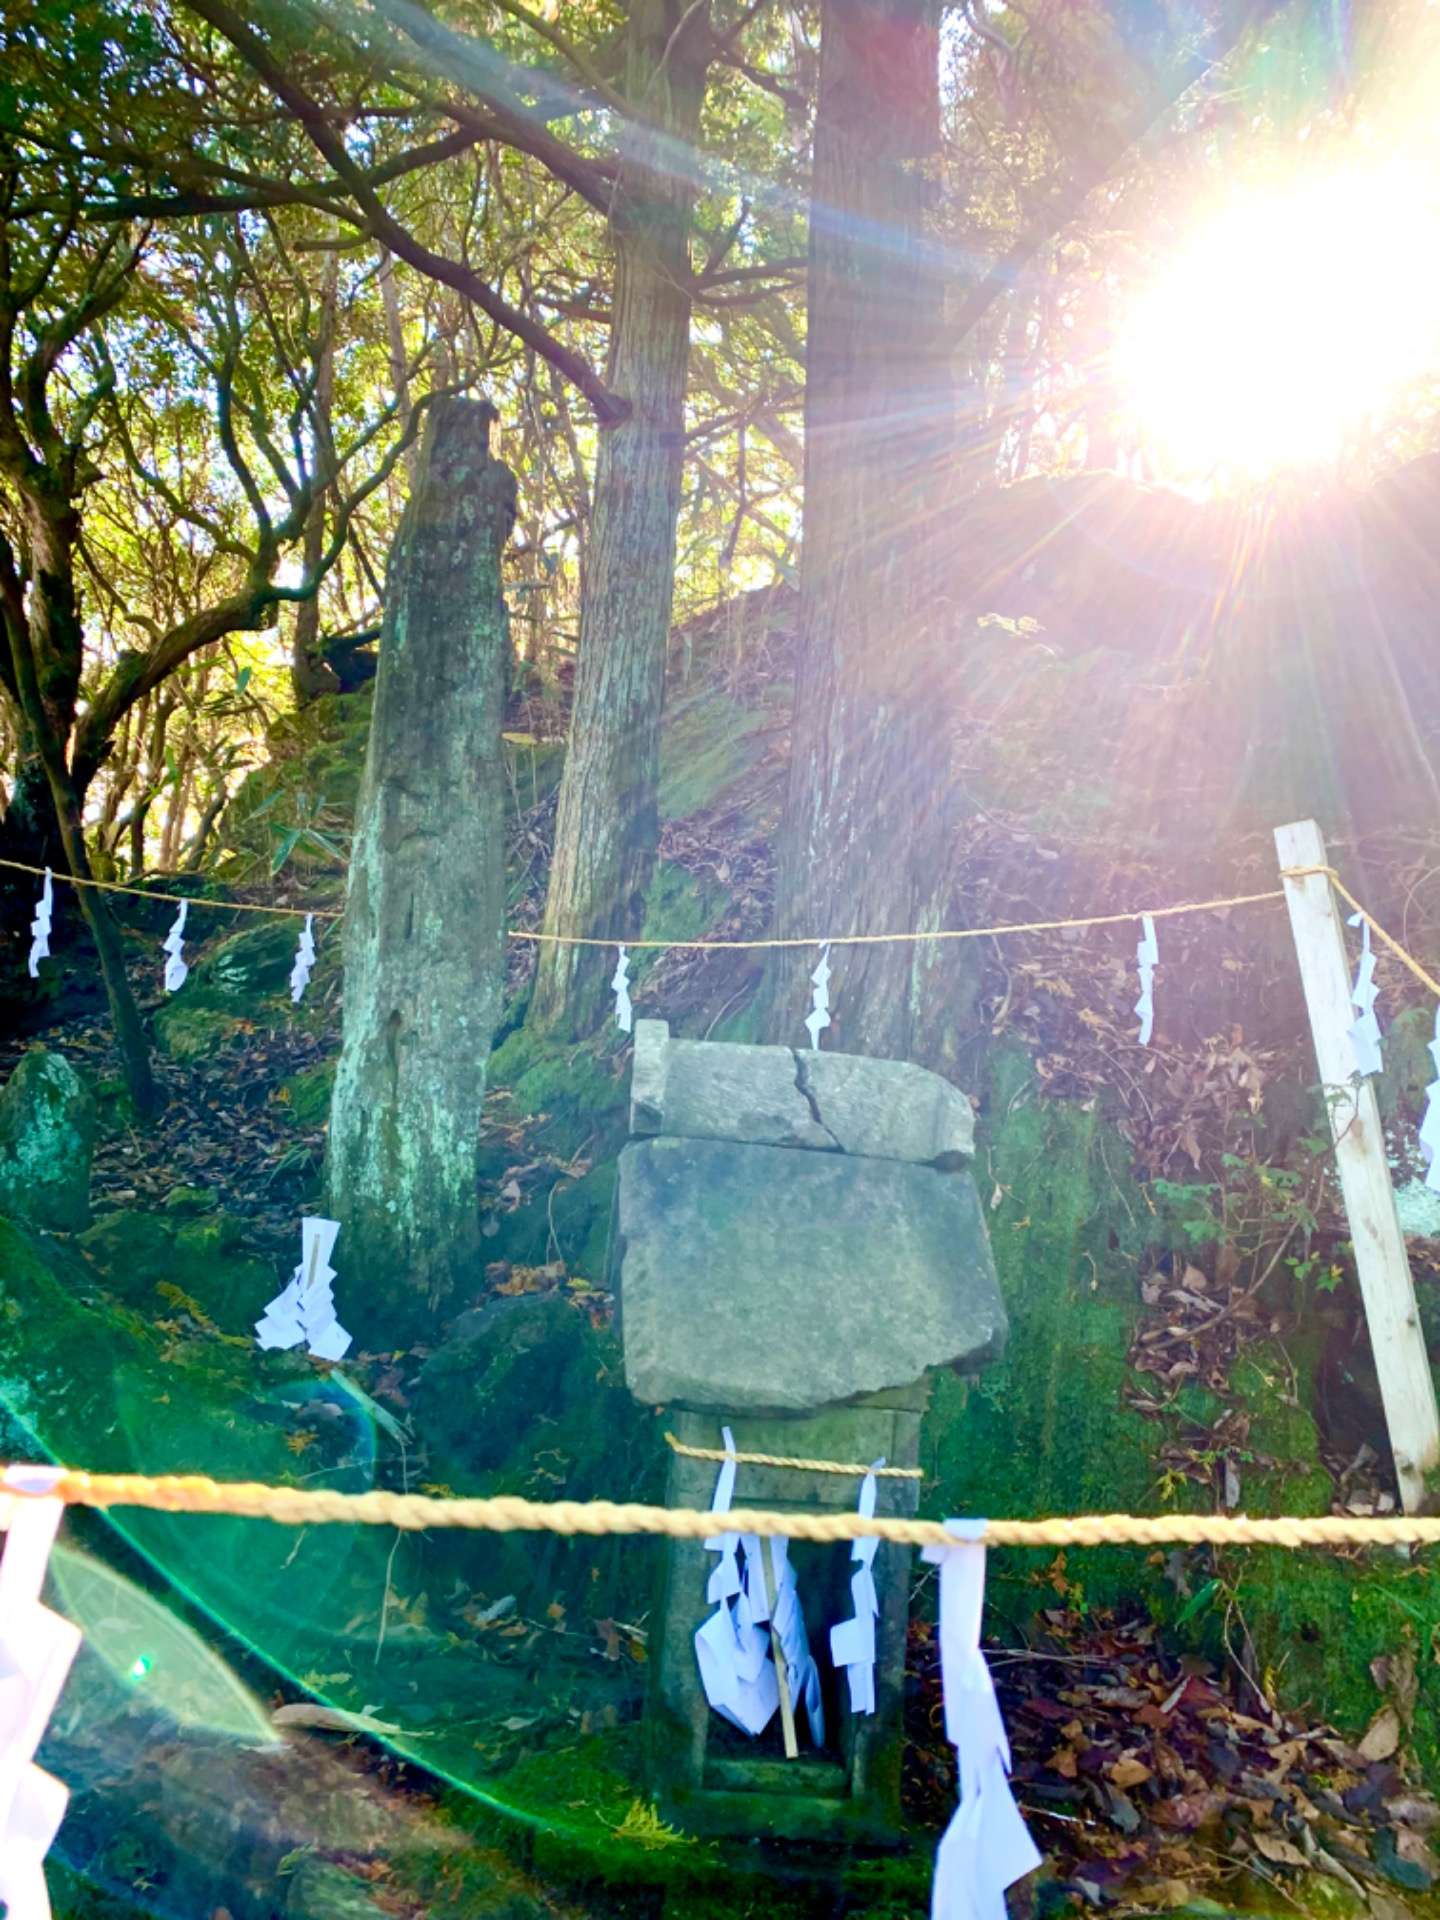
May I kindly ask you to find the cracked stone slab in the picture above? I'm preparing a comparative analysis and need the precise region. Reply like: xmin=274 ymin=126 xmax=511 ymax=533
xmin=614 ymin=1136 xmax=1005 ymax=1410
xmin=629 ymin=1020 xmax=974 ymax=1164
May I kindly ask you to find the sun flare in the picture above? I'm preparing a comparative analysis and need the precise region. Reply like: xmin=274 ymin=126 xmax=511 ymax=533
xmin=1114 ymin=167 xmax=1440 ymax=483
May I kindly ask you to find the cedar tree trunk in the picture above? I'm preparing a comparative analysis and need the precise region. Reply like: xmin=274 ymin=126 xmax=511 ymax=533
xmin=528 ymin=0 xmax=709 ymax=1034
xmin=761 ymin=0 xmax=981 ymax=1070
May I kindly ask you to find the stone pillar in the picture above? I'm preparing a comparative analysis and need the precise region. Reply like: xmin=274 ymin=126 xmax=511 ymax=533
xmin=611 ymin=1020 xmax=1005 ymax=1842
xmin=327 ymin=399 xmax=515 ymax=1319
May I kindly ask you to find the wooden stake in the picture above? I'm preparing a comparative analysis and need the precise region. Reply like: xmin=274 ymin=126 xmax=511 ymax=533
xmin=754 ymin=1539 xmax=800 ymax=1758
xmin=1276 ymin=820 xmax=1440 ymax=1513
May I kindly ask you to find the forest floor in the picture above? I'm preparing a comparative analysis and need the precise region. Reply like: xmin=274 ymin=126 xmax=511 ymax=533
xmin=13 ymin=987 xmax=1440 ymax=1920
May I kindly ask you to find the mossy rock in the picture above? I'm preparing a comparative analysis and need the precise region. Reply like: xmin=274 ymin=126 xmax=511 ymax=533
xmin=187 ymin=918 xmax=308 ymax=1002
xmin=488 ymin=1025 xmax=628 ymax=1165
xmin=412 ymin=1290 xmax=662 ymax=1618
xmin=163 ymin=1184 xmax=216 ymax=1216
xmin=279 ymin=1058 xmax=337 ymax=1129
xmin=925 ymin=1047 xmax=1164 ymax=1617
xmin=658 ymin=680 xmax=786 ymax=823
xmin=152 ymin=999 xmax=252 ymax=1062
xmin=219 ymin=689 xmax=372 ymax=880
xmin=78 ymin=1206 xmax=272 ymax=1330
xmin=0 ymin=1045 xmax=96 ymax=1230
xmin=548 ymin=1161 xmax=617 ymax=1282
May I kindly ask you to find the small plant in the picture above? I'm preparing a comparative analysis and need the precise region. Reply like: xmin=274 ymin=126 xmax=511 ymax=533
xmin=609 ymin=1798 xmax=695 ymax=1850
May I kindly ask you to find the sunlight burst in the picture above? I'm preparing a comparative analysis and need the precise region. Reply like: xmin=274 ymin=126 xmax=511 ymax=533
xmin=1115 ymin=169 xmax=1440 ymax=482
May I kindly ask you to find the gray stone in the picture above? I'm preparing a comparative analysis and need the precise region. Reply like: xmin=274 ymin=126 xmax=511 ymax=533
xmin=629 ymin=1018 xmax=974 ymax=1163
xmin=0 ymin=1047 xmax=96 ymax=1231
xmin=326 ymin=399 xmax=515 ymax=1317
xmin=614 ymin=1136 xmax=1004 ymax=1410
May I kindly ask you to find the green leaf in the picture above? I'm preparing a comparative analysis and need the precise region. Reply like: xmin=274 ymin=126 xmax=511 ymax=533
xmin=1174 ymin=1576 xmax=1221 ymax=1629
xmin=270 ymin=824 xmax=304 ymax=874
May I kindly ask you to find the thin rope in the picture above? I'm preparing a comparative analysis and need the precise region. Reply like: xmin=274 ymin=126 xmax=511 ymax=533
xmin=0 ymin=853 xmax=1280 ymax=951
xmin=1296 ymin=868 xmax=1440 ymax=1002
xmin=5 ymin=1468 xmax=1438 ymax=1550
xmin=0 ymin=857 xmax=342 ymax=921
xmin=664 ymin=1432 xmax=923 ymax=1477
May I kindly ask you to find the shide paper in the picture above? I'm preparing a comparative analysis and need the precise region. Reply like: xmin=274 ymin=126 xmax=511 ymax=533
xmin=1420 ymin=1006 xmax=1440 ymax=1194
xmin=1135 ymin=914 xmax=1158 ymax=1047
xmin=805 ymin=941 xmax=832 ymax=1050
xmin=162 ymin=899 xmax=189 ymax=994
xmin=27 ymin=870 xmax=52 ymax=980
xmin=694 ymin=1428 xmax=778 ymax=1736
xmin=766 ymin=1534 xmax=824 ymax=1747
xmin=612 ymin=944 xmax=633 ymax=1034
xmin=0 ymin=1464 xmax=82 ymax=1920
xmin=921 ymin=1522 xmax=1041 ymax=1920
xmin=289 ymin=915 xmax=316 ymax=1004
xmin=829 ymin=1460 xmax=883 ymax=1716
xmin=1347 ymin=911 xmax=1383 ymax=1078
xmin=255 ymin=1217 xmax=352 ymax=1361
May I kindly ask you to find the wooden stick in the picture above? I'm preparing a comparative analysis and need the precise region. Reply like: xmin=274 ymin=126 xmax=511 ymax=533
xmin=1276 ymin=819 xmax=1440 ymax=1513
xmin=754 ymin=1539 xmax=800 ymax=1759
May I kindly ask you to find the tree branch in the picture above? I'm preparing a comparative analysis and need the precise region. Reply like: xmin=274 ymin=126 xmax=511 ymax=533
xmin=181 ymin=0 xmax=629 ymax=425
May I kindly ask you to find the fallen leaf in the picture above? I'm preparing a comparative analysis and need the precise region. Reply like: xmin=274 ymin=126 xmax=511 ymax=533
xmin=1359 ymin=1706 xmax=1402 ymax=1763
xmin=1252 ymin=1832 xmax=1308 ymax=1868
xmin=1109 ymin=1755 xmax=1154 ymax=1789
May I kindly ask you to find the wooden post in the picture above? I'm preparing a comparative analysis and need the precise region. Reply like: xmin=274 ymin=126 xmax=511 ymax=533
xmin=1276 ymin=820 xmax=1440 ymax=1513
xmin=754 ymin=1541 xmax=800 ymax=1759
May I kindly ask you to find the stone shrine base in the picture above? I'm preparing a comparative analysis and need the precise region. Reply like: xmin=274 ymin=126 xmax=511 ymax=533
xmin=648 ymin=1393 xmax=925 ymax=1844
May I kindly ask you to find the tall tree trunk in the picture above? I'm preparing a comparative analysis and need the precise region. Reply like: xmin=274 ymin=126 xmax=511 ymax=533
xmin=528 ymin=1 xmax=710 ymax=1034
xmin=291 ymin=249 xmax=342 ymax=705
xmin=761 ymin=0 xmax=979 ymax=1069
xmin=326 ymin=398 xmax=515 ymax=1324
xmin=4 ymin=497 xmax=157 ymax=1111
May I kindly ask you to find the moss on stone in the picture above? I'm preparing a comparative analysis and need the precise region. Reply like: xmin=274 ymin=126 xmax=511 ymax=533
xmin=658 ymin=682 xmax=785 ymax=823
xmin=548 ymin=1161 xmax=617 ymax=1281
xmin=78 ymin=1206 xmax=272 ymax=1330
xmin=152 ymin=1000 xmax=251 ymax=1062
xmin=279 ymin=1058 xmax=337 ymax=1129
xmin=924 ymin=1047 xmax=1164 ymax=1615
xmin=488 ymin=1026 xmax=627 ymax=1162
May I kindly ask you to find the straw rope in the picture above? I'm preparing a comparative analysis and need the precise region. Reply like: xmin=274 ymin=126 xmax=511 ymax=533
xmin=3 ymin=1469 xmax=1434 ymax=1550
xmin=0 ymin=856 xmax=343 ymax=921
xmin=664 ymin=1432 xmax=923 ymax=1477
xmin=0 ymin=852 xmax=1278 ymax=949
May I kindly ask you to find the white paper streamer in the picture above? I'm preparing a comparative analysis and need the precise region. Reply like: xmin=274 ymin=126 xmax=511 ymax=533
xmin=829 ymin=1459 xmax=882 ymax=1716
xmin=921 ymin=1522 xmax=1041 ymax=1920
xmin=162 ymin=899 xmax=189 ymax=994
xmin=1419 ymin=1006 xmax=1440 ymax=1194
xmin=1347 ymin=911 xmax=1383 ymax=1077
xmin=0 ymin=1463 xmax=82 ymax=1920
xmin=805 ymin=941 xmax=832 ymax=1050
xmin=611 ymin=943 xmax=632 ymax=1034
xmin=694 ymin=1428 xmax=778 ymax=1736
xmin=26 ymin=869 xmax=53 ymax=981
xmin=1134 ymin=913 xmax=1158 ymax=1046
xmin=289 ymin=914 xmax=316 ymax=1004
xmin=255 ymin=1217 xmax=352 ymax=1360
xmin=767 ymin=1534 xmax=824 ymax=1746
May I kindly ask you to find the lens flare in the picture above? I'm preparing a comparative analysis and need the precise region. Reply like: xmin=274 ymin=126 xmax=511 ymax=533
xmin=1114 ymin=167 xmax=1440 ymax=482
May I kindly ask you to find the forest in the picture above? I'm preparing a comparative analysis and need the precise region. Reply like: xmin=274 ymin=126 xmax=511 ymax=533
xmin=3 ymin=0 xmax=1440 ymax=1916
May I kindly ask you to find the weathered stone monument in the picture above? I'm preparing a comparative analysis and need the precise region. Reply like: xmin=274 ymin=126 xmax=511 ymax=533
xmin=611 ymin=1019 xmax=1006 ymax=1842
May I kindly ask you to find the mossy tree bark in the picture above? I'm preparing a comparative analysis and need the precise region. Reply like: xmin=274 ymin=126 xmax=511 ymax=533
xmin=760 ymin=0 xmax=981 ymax=1069
xmin=327 ymin=398 xmax=515 ymax=1319
xmin=528 ymin=1 xmax=710 ymax=1035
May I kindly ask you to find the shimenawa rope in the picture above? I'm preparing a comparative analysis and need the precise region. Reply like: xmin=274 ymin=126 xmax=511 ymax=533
xmin=664 ymin=1432 xmax=923 ymax=1477
xmin=3 ymin=1468 xmax=1435 ymax=1551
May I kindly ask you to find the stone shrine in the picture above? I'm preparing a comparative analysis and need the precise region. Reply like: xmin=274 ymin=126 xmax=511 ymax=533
xmin=611 ymin=1020 xmax=1007 ymax=1842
